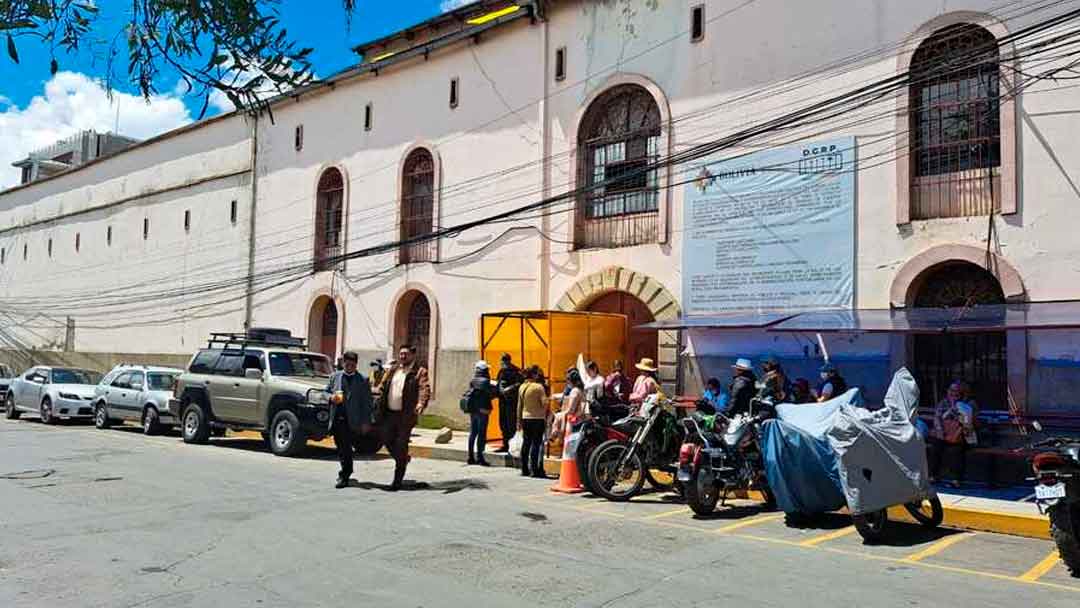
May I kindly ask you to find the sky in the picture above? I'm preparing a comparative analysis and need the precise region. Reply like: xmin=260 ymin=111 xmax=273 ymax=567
xmin=0 ymin=0 xmax=475 ymax=188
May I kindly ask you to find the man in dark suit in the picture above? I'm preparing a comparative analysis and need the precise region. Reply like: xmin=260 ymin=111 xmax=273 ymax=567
xmin=327 ymin=351 xmax=375 ymax=489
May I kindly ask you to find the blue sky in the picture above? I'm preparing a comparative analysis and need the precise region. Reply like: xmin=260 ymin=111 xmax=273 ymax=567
xmin=0 ymin=0 xmax=472 ymax=187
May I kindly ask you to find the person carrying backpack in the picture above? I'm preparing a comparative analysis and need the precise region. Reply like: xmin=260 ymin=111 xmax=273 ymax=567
xmin=462 ymin=361 xmax=499 ymax=466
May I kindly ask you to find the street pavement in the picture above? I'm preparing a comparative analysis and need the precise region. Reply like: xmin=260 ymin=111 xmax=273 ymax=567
xmin=1 ymin=416 xmax=1078 ymax=608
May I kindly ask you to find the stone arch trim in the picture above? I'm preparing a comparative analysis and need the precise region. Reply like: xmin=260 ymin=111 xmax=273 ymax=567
xmin=895 ymin=11 xmax=1018 ymax=224
xmin=387 ymin=281 xmax=440 ymax=395
xmin=303 ymin=288 xmax=347 ymax=360
xmin=396 ymin=142 xmax=443 ymax=264
xmin=569 ymin=73 xmax=674 ymax=244
xmin=890 ymin=244 xmax=1026 ymax=307
xmin=555 ymin=266 xmax=681 ymax=389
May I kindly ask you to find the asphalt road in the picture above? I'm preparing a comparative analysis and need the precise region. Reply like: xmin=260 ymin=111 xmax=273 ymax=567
xmin=1 ymin=416 xmax=1078 ymax=608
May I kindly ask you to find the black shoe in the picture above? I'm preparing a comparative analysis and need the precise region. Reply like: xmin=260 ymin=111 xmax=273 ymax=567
xmin=477 ymin=459 xmax=491 ymax=467
xmin=335 ymin=477 xmax=350 ymax=489
xmin=467 ymin=457 xmax=476 ymax=465
xmin=521 ymin=470 xmax=531 ymax=477
xmin=532 ymin=472 xmax=549 ymax=480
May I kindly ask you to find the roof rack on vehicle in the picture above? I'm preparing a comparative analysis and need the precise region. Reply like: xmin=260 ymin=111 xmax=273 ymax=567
xmin=207 ymin=328 xmax=307 ymax=350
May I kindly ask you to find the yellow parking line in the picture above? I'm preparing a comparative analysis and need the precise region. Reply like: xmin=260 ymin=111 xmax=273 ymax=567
xmin=643 ymin=507 xmax=692 ymax=520
xmin=1019 ymin=550 xmax=1062 ymax=582
xmin=799 ymin=526 xmax=857 ymax=547
xmin=712 ymin=514 xmax=785 ymax=534
xmin=904 ymin=533 xmax=976 ymax=562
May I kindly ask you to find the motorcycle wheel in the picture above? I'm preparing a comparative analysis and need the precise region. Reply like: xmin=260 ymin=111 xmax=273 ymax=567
xmin=904 ymin=496 xmax=944 ymax=528
xmin=588 ymin=439 xmax=646 ymax=502
xmin=685 ymin=468 xmax=720 ymax=516
xmin=645 ymin=469 xmax=675 ymax=492
xmin=1049 ymin=503 xmax=1080 ymax=577
xmin=852 ymin=509 xmax=889 ymax=544
xmin=576 ymin=439 xmax=598 ymax=495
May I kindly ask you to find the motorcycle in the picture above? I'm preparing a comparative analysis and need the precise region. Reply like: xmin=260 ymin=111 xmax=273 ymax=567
xmin=572 ymin=400 xmax=638 ymax=495
xmin=587 ymin=394 xmax=683 ymax=502
xmin=677 ymin=398 xmax=776 ymax=515
xmin=1029 ymin=429 xmax=1080 ymax=577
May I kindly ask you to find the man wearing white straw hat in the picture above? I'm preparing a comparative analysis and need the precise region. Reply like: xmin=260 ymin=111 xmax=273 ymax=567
xmin=727 ymin=358 xmax=758 ymax=417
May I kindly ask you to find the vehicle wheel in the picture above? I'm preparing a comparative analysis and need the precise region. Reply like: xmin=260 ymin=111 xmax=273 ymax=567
xmin=5 ymin=393 xmax=20 ymax=420
xmin=645 ymin=469 xmax=676 ymax=492
xmin=588 ymin=439 xmax=646 ymax=502
xmin=94 ymin=403 xmax=111 ymax=429
xmin=576 ymin=439 xmax=598 ymax=494
xmin=269 ymin=410 xmax=307 ymax=457
xmin=40 ymin=398 xmax=55 ymax=425
xmin=181 ymin=401 xmax=211 ymax=445
xmin=142 ymin=407 xmax=163 ymax=436
xmin=904 ymin=496 xmax=944 ymax=528
xmin=686 ymin=467 xmax=720 ymax=516
xmin=761 ymin=486 xmax=778 ymax=511
xmin=353 ymin=433 xmax=383 ymax=456
xmin=1049 ymin=504 xmax=1080 ymax=577
xmin=853 ymin=509 xmax=889 ymax=544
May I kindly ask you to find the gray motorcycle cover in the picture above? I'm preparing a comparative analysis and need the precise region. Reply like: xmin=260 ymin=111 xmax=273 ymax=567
xmin=825 ymin=368 xmax=932 ymax=514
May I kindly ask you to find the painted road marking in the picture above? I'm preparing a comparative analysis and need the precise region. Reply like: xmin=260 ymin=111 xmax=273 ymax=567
xmin=643 ymin=507 xmax=692 ymax=520
xmin=1020 ymin=550 xmax=1063 ymax=582
xmin=799 ymin=526 xmax=858 ymax=547
xmin=712 ymin=514 xmax=786 ymax=534
xmin=904 ymin=532 xmax=976 ymax=562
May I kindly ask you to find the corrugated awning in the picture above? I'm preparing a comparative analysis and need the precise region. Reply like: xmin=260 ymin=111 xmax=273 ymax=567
xmin=767 ymin=302 xmax=1080 ymax=334
xmin=638 ymin=311 xmax=798 ymax=330
xmin=639 ymin=302 xmax=1080 ymax=333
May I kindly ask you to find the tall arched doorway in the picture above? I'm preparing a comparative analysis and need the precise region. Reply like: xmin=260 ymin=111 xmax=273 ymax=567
xmin=308 ymin=296 xmax=340 ymax=360
xmin=587 ymin=291 xmax=657 ymax=382
xmin=910 ymin=261 xmax=1006 ymax=408
xmin=392 ymin=289 xmax=435 ymax=372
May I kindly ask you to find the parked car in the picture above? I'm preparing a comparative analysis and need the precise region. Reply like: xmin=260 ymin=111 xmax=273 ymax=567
xmin=0 ymin=364 xmax=13 ymax=397
xmin=171 ymin=329 xmax=340 ymax=457
xmin=4 ymin=366 xmax=102 ymax=424
xmin=93 ymin=364 xmax=184 ymax=435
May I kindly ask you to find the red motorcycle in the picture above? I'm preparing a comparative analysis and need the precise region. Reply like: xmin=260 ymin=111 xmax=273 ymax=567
xmin=572 ymin=401 xmax=639 ymax=495
xmin=1030 ymin=431 xmax=1080 ymax=577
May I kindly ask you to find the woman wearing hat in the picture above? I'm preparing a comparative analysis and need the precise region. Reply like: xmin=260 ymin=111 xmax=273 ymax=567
xmin=727 ymin=358 xmax=758 ymax=417
xmin=629 ymin=358 xmax=661 ymax=410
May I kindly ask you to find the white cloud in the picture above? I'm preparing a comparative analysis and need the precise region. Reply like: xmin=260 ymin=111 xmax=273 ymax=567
xmin=441 ymin=0 xmax=473 ymax=12
xmin=0 ymin=72 xmax=193 ymax=189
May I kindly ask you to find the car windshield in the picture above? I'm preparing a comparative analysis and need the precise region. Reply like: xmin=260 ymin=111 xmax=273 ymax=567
xmin=52 ymin=369 xmax=100 ymax=385
xmin=147 ymin=373 xmax=178 ymax=391
xmin=268 ymin=352 xmax=332 ymax=378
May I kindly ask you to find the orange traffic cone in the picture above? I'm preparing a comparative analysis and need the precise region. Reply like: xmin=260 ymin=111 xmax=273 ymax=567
xmin=551 ymin=416 xmax=584 ymax=494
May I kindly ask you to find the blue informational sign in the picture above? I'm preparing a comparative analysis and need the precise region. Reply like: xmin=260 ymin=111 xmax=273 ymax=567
xmin=682 ymin=137 xmax=856 ymax=315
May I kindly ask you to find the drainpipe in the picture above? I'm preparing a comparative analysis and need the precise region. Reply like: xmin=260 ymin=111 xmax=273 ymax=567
xmin=244 ymin=115 xmax=260 ymax=330
xmin=538 ymin=4 xmax=552 ymax=310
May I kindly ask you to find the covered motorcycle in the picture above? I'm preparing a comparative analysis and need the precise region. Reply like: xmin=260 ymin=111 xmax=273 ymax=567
xmin=760 ymin=368 xmax=943 ymax=542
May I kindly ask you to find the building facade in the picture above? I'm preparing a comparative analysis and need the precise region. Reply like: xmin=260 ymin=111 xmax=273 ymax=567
xmin=3 ymin=0 xmax=1080 ymax=421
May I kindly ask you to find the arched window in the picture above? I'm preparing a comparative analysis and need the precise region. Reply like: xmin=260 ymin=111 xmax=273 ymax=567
xmin=909 ymin=24 xmax=1000 ymax=219
xmin=576 ymin=84 xmax=662 ymax=249
xmin=314 ymin=168 xmax=345 ymax=272
xmin=406 ymin=293 xmax=432 ymax=366
xmin=400 ymin=148 xmax=436 ymax=264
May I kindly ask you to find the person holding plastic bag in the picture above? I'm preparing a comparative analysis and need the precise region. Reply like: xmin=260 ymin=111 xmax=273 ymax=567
xmin=517 ymin=366 xmax=550 ymax=478
xmin=464 ymin=361 xmax=498 ymax=466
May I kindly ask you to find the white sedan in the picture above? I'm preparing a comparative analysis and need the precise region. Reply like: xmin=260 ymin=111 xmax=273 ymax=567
xmin=4 ymin=366 xmax=102 ymax=424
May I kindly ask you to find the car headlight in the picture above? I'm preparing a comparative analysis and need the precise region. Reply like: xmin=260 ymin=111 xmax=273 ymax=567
xmin=306 ymin=389 xmax=330 ymax=406
xmin=59 ymin=392 xmax=80 ymax=400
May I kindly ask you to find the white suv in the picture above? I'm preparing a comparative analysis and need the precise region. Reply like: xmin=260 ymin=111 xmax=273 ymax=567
xmin=93 ymin=364 xmax=184 ymax=435
xmin=4 ymin=366 xmax=102 ymax=424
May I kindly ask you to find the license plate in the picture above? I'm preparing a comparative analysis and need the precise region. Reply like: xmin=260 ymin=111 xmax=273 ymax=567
xmin=1036 ymin=483 xmax=1067 ymax=500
